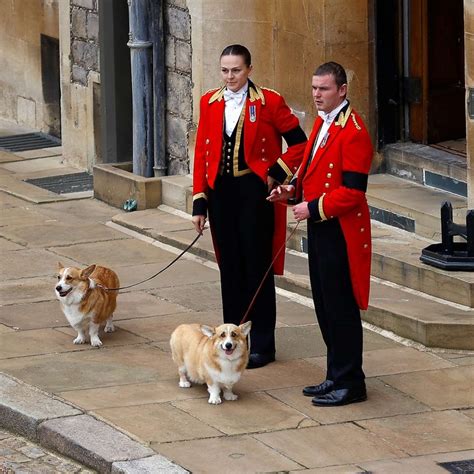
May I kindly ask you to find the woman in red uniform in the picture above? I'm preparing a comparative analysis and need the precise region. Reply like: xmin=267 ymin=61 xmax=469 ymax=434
xmin=192 ymin=44 xmax=306 ymax=368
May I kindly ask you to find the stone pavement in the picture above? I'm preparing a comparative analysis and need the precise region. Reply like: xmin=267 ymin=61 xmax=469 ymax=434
xmin=0 ymin=150 xmax=474 ymax=473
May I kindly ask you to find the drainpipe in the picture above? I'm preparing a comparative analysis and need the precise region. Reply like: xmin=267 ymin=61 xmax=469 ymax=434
xmin=150 ymin=0 xmax=167 ymax=177
xmin=127 ymin=0 xmax=154 ymax=177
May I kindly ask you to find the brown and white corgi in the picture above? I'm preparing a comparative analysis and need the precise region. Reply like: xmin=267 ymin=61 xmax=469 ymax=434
xmin=170 ymin=321 xmax=252 ymax=404
xmin=55 ymin=262 xmax=119 ymax=347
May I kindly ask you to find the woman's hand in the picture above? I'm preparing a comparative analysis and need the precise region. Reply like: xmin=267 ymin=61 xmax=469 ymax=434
xmin=267 ymin=185 xmax=295 ymax=202
xmin=192 ymin=215 xmax=207 ymax=234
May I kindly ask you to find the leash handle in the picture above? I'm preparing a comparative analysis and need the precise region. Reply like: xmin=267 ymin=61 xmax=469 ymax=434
xmin=100 ymin=232 xmax=202 ymax=292
xmin=240 ymin=220 xmax=300 ymax=325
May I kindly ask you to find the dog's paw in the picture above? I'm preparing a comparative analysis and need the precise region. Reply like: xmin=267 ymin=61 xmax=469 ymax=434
xmin=73 ymin=335 xmax=86 ymax=344
xmin=208 ymin=395 xmax=222 ymax=405
xmin=223 ymin=391 xmax=238 ymax=401
xmin=104 ymin=323 xmax=115 ymax=333
xmin=179 ymin=380 xmax=191 ymax=388
xmin=90 ymin=337 xmax=103 ymax=347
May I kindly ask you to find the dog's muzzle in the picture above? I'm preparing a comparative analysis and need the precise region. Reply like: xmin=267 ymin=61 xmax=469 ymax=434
xmin=56 ymin=286 xmax=72 ymax=298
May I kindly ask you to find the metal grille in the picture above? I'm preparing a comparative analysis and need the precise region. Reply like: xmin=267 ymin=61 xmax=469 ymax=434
xmin=0 ymin=132 xmax=61 ymax=152
xmin=24 ymin=173 xmax=93 ymax=194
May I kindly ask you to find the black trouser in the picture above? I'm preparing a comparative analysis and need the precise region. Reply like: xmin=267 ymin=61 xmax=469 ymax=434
xmin=307 ymin=218 xmax=365 ymax=389
xmin=208 ymin=172 xmax=276 ymax=354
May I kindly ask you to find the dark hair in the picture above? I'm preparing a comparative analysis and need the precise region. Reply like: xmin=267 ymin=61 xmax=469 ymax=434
xmin=220 ymin=44 xmax=252 ymax=67
xmin=314 ymin=62 xmax=347 ymax=88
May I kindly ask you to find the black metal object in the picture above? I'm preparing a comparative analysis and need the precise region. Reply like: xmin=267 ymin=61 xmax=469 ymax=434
xmin=0 ymin=133 xmax=61 ymax=152
xmin=420 ymin=201 xmax=474 ymax=270
xmin=25 ymin=173 xmax=93 ymax=194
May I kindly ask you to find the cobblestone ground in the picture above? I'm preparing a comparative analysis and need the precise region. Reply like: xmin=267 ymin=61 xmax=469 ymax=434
xmin=0 ymin=429 xmax=94 ymax=474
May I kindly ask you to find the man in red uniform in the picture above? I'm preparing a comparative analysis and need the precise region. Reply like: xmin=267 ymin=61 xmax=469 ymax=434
xmin=269 ymin=62 xmax=373 ymax=404
xmin=192 ymin=44 xmax=307 ymax=368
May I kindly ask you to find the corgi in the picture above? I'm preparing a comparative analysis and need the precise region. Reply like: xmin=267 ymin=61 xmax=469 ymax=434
xmin=170 ymin=321 xmax=252 ymax=404
xmin=55 ymin=262 xmax=119 ymax=347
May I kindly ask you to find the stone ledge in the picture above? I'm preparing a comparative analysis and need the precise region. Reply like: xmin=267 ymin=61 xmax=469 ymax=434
xmin=93 ymin=162 xmax=162 ymax=211
xmin=112 ymin=455 xmax=188 ymax=473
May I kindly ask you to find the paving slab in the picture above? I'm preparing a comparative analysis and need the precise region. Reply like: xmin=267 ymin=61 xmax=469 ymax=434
xmin=38 ymin=414 xmax=154 ymax=473
xmin=114 ymin=290 xmax=191 ymax=320
xmin=14 ymin=148 xmax=62 ymax=159
xmin=0 ymin=300 xmax=68 ymax=330
xmin=0 ymin=373 xmax=81 ymax=439
xmin=0 ymin=236 xmax=24 ymax=250
xmin=0 ymin=328 xmax=84 ymax=359
xmin=358 ymin=449 xmax=474 ymax=474
xmin=155 ymin=434 xmax=303 ymax=473
xmin=0 ymin=206 xmax=50 ymax=227
xmin=436 ymin=351 xmax=474 ymax=366
xmin=268 ymin=377 xmax=430 ymax=424
xmin=0 ymin=222 xmax=130 ymax=248
xmin=55 ymin=326 xmax=150 ymax=347
xmin=0 ymin=248 xmax=79 ymax=280
xmin=94 ymin=402 xmax=223 ymax=444
xmin=236 ymin=359 xmax=326 ymax=392
xmin=358 ymin=410 xmax=474 ymax=455
xmin=173 ymin=391 xmax=317 ymax=436
xmin=111 ymin=455 xmax=188 ymax=474
xmin=381 ymin=365 xmax=474 ymax=409
xmin=1 ymin=190 xmax=33 ymax=208
xmin=115 ymin=311 xmax=222 ymax=343
xmin=253 ymin=423 xmax=404 ymax=468
xmin=58 ymin=379 xmax=205 ymax=410
xmin=0 ymin=345 xmax=176 ymax=393
xmin=0 ymin=324 xmax=14 ymax=334
xmin=0 ymin=276 xmax=55 ymax=305
xmin=1 ymin=156 xmax=65 ymax=174
xmin=276 ymin=297 xmax=318 ymax=326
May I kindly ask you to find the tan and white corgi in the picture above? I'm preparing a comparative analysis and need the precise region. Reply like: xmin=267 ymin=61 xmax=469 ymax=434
xmin=55 ymin=262 xmax=119 ymax=347
xmin=170 ymin=321 xmax=252 ymax=404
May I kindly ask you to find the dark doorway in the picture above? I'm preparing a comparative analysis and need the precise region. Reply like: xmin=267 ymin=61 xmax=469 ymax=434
xmin=41 ymin=34 xmax=61 ymax=138
xmin=376 ymin=0 xmax=465 ymax=147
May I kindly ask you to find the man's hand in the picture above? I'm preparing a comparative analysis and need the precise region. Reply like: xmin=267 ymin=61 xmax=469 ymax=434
xmin=267 ymin=185 xmax=295 ymax=202
xmin=267 ymin=176 xmax=277 ymax=192
xmin=192 ymin=215 xmax=207 ymax=234
xmin=292 ymin=201 xmax=310 ymax=221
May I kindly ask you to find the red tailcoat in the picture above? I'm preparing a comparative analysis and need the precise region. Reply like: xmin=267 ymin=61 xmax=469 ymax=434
xmin=297 ymin=104 xmax=373 ymax=309
xmin=193 ymin=83 xmax=306 ymax=274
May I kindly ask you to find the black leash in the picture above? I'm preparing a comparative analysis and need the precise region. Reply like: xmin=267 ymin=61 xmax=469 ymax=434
xmin=239 ymin=220 xmax=300 ymax=325
xmin=99 ymin=232 xmax=202 ymax=292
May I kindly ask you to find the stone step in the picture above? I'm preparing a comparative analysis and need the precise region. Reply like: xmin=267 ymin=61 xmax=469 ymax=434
xmin=367 ymin=173 xmax=467 ymax=240
xmin=383 ymin=142 xmax=467 ymax=196
xmin=111 ymin=206 xmax=474 ymax=350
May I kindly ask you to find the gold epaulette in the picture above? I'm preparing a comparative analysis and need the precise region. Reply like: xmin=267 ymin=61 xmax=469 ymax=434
xmin=334 ymin=105 xmax=352 ymax=128
xmin=249 ymin=84 xmax=266 ymax=105
xmin=351 ymin=113 xmax=362 ymax=130
xmin=208 ymin=86 xmax=225 ymax=103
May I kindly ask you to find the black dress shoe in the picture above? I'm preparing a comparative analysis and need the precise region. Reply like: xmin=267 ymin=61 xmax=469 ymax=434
xmin=247 ymin=353 xmax=275 ymax=369
xmin=302 ymin=380 xmax=334 ymax=397
xmin=312 ymin=387 xmax=367 ymax=407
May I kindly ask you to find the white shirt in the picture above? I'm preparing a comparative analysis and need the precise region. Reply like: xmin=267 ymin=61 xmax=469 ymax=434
xmin=224 ymin=83 xmax=248 ymax=137
xmin=311 ymin=99 xmax=348 ymax=161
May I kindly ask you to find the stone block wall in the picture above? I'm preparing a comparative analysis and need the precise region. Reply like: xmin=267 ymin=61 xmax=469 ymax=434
xmin=165 ymin=0 xmax=193 ymax=175
xmin=70 ymin=0 xmax=99 ymax=85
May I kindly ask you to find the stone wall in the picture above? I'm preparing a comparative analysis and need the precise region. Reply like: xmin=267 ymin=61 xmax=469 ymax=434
xmin=70 ymin=0 xmax=99 ymax=85
xmin=0 ymin=0 xmax=59 ymax=134
xmin=165 ymin=0 xmax=193 ymax=175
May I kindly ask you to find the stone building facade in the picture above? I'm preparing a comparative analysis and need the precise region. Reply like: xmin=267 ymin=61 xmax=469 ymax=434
xmin=0 ymin=0 xmax=472 ymax=206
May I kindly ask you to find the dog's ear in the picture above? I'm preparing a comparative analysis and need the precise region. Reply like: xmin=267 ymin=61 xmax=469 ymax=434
xmin=239 ymin=320 xmax=252 ymax=337
xmin=81 ymin=264 xmax=96 ymax=279
xmin=200 ymin=325 xmax=215 ymax=338
xmin=57 ymin=262 xmax=64 ymax=271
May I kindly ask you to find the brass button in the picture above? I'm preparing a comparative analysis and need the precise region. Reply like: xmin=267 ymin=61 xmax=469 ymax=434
xmin=227 ymin=142 xmax=231 ymax=146
xmin=205 ymin=139 xmax=210 ymax=144
xmin=262 ymin=137 xmax=266 ymax=142
xmin=329 ymin=163 xmax=334 ymax=169
xmin=227 ymin=148 xmax=232 ymax=153
xmin=226 ymin=155 xmax=231 ymax=159
xmin=326 ymin=173 xmax=332 ymax=178
xmin=360 ymin=227 xmax=365 ymax=232
xmin=363 ymin=243 xmax=368 ymax=249
xmin=205 ymin=173 xmax=208 ymax=178
xmin=357 ymin=212 xmax=362 ymax=217
xmin=261 ymin=149 xmax=265 ymax=153
xmin=262 ymin=157 xmax=268 ymax=162
xmin=206 ymin=162 xmax=208 ymax=167
xmin=324 ymin=183 xmax=330 ymax=188
xmin=206 ymin=151 xmax=209 ymax=156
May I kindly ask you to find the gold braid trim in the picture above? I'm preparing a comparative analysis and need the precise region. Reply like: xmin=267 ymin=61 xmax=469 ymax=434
xmin=193 ymin=192 xmax=208 ymax=201
xmin=277 ymin=158 xmax=293 ymax=185
xmin=208 ymin=86 xmax=226 ymax=103
xmin=334 ymin=105 xmax=352 ymax=128
xmin=318 ymin=193 xmax=327 ymax=221
xmin=351 ymin=113 xmax=362 ymax=130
